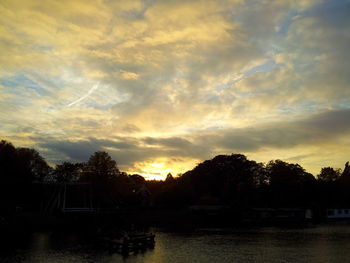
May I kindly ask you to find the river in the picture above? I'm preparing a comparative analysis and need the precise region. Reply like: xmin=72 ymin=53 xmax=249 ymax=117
xmin=1 ymin=224 xmax=350 ymax=262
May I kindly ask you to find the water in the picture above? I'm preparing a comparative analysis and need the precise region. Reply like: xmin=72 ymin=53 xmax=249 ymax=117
xmin=1 ymin=224 xmax=350 ymax=263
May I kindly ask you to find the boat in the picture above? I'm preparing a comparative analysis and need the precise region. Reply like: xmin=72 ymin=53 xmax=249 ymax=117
xmin=103 ymin=231 xmax=155 ymax=255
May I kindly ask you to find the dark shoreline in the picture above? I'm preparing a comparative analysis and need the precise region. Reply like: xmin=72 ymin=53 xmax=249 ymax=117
xmin=1 ymin=207 xmax=329 ymax=235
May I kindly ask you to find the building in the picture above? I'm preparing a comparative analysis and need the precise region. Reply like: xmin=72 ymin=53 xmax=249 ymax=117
xmin=326 ymin=208 xmax=350 ymax=219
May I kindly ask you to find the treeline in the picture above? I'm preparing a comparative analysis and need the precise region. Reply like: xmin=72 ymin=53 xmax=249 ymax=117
xmin=157 ymin=154 xmax=350 ymax=210
xmin=1 ymin=139 xmax=350 ymax=214
xmin=0 ymin=140 xmax=147 ymax=212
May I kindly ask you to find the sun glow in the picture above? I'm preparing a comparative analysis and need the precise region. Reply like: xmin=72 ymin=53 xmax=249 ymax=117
xmin=128 ymin=162 xmax=172 ymax=180
xmin=125 ymin=157 xmax=200 ymax=180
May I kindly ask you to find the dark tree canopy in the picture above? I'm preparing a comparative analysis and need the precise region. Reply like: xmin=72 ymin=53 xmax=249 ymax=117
xmin=317 ymin=167 xmax=341 ymax=182
xmin=265 ymin=160 xmax=316 ymax=207
xmin=16 ymin=148 xmax=52 ymax=182
xmin=82 ymin=151 xmax=120 ymax=182
xmin=54 ymin=162 xmax=83 ymax=182
xmin=0 ymin=140 xmax=18 ymax=182
xmin=78 ymin=151 xmax=121 ymax=206
xmin=266 ymin=160 xmax=315 ymax=187
xmin=342 ymin=162 xmax=350 ymax=177
xmin=0 ymin=141 xmax=51 ymax=183
xmin=0 ymin=140 xmax=51 ymax=210
xmin=179 ymin=154 xmax=264 ymax=205
xmin=165 ymin=173 xmax=174 ymax=182
xmin=129 ymin=174 xmax=146 ymax=185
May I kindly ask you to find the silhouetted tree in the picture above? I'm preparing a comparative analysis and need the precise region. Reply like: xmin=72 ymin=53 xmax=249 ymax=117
xmin=266 ymin=160 xmax=315 ymax=207
xmin=54 ymin=162 xmax=83 ymax=182
xmin=341 ymin=162 xmax=350 ymax=177
xmin=337 ymin=162 xmax=350 ymax=206
xmin=165 ymin=173 xmax=175 ymax=182
xmin=0 ymin=141 xmax=51 ymax=212
xmin=80 ymin=151 xmax=120 ymax=207
xmin=129 ymin=174 xmax=146 ymax=186
xmin=0 ymin=140 xmax=18 ymax=183
xmin=317 ymin=167 xmax=341 ymax=182
xmin=82 ymin=151 xmax=120 ymax=181
xmin=178 ymin=154 xmax=263 ymax=207
xmin=16 ymin=147 xmax=52 ymax=182
xmin=0 ymin=140 xmax=51 ymax=184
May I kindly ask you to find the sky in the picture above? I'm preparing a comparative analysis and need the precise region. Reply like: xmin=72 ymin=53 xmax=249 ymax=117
xmin=1 ymin=0 xmax=350 ymax=180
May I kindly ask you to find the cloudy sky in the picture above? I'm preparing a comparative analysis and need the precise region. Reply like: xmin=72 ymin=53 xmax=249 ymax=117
xmin=1 ymin=0 xmax=350 ymax=179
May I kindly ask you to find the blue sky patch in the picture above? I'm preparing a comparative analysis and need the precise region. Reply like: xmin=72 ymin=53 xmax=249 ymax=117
xmin=0 ymin=74 xmax=50 ymax=96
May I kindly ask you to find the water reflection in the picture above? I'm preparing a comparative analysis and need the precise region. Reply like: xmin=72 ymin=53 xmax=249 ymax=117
xmin=1 ymin=225 xmax=350 ymax=263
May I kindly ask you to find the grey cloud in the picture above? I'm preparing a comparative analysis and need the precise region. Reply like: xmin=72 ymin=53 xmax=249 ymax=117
xmin=304 ymin=0 xmax=350 ymax=29
xmin=37 ymin=134 xmax=208 ymax=167
xmin=39 ymin=140 xmax=101 ymax=162
xmin=143 ymin=137 xmax=193 ymax=149
xmin=88 ymin=138 xmax=137 ymax=150
xmin=36 ymin=108 xmax=350 ymax=170
xmin=300 ymin=109 xmax=350 ymax=133
xmin=209 ymin=108 xmax=350 ymax=152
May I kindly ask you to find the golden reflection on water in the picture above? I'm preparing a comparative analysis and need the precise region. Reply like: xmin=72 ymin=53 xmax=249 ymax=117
xmin=3 ymin=225 xmax=350 ymax=263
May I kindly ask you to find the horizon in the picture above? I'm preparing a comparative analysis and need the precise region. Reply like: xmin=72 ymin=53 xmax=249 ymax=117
xmin=1 ymin=0 xmax=350 ymax=180
xmin=2 ymin=138 xmax=349 ymax=181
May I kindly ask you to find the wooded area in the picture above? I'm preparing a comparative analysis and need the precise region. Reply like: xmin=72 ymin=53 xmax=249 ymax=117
xmin=1 ymin=139 xmax=350 ymax=218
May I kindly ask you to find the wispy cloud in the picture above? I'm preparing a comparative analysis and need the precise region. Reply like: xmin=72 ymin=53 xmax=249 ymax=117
xmin=67 ymin=83 xmax=99 ymax=107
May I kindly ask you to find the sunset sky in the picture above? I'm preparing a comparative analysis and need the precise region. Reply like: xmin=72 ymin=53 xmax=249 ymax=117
xmin=1 ymin=0 xmax=350 ymax=179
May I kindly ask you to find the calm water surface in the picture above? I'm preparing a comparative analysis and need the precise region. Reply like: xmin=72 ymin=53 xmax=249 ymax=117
xmin=1 ymin=224 xmax=350 ymax=262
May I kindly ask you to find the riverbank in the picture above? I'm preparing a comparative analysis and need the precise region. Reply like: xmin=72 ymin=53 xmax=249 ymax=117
xmin=1 ymin=207 xmax=322 ymax=234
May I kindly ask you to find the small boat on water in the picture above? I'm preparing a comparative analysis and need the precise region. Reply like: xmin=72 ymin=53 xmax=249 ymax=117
xmin=103 ymin=231 xmax=155 ymax=255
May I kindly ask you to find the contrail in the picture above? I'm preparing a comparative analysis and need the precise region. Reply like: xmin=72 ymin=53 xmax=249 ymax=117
xmin=67 ymin=83 xmax=99 ymax=107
